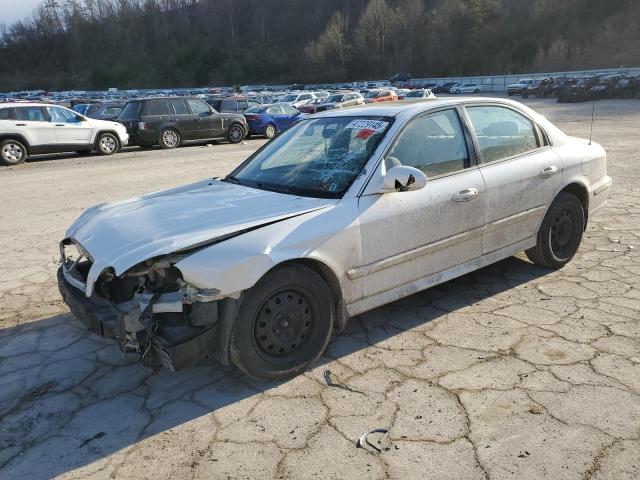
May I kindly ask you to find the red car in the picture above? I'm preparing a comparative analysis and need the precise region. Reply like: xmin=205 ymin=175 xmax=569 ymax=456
xmin=364 ymin=89 xmax=398 ymax=103
xmin=297 ymin=98 xmax=324 ymax=114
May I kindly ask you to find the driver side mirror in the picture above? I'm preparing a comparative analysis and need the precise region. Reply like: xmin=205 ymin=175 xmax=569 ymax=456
xmin=380 ymin=165 xmax=427 ymax=193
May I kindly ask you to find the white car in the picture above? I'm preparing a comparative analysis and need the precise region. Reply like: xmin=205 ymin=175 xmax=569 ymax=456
xmin=451 ymin=83 xmax=482 ymax=94
xmin=404 ymin=88 xmax=437 ymax=100
xmin=277 ymin=92 xmax=318 ymax=108
xmin=58 ymin=98 xmax=611 ymax=380
xmin=0 ymin=102 xmax=129 ymax=166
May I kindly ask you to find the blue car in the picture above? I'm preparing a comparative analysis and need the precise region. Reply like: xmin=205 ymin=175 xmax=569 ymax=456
xmin=243 ymin=103 xmax=301 ymax=139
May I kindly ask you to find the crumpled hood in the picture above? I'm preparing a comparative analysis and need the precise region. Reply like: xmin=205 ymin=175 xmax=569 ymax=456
xmin=66 ymin=179 xmax=336 ymax=293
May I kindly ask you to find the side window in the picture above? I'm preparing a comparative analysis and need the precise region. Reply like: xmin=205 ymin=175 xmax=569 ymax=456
xmin=221 ymin=100 xmax=236 ymax=111
xmin=147 ymin=99 xmax=171 ymax=116
xmin=237 ymin=100 xmax=249 ymax=111
xmin=466 ymin=106 xmax=540 ymax=163
xmin=0 ymin=108 xmax=14 ymax=120
xmin=50 ymin=107 xmax=81 ymax=123
xmin=187 ymin=99 xmax=211 ymax=115
xmin=15 ymin=107 xmax=48 ymax=122
xmin=171 ymin=99 xmax=190 ymax=115
xmin=387 ymin=109 xmax=469 ymax=177
xmin=284 ymin=105 xmax=298 ymax=115
xmin=266 ymin=106 xmax=281 ymax=115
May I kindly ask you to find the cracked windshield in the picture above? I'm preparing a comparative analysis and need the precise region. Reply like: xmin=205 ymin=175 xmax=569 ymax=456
xmin=229 ymin=117 xmax=392 ymax=198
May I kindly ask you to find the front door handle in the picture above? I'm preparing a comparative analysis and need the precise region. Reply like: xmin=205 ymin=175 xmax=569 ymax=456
xmin=55 ymin=124 xmax=66 ymax=127
xmin=15 ymin=123 xmax=27 ymax=126
xmin=453 ymin=188 xmax=479 ymax=202
xmin=539 ymin=165 xmax=559 ymax=178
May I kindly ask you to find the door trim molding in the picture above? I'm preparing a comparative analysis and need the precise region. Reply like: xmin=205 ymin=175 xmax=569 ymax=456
xmin=347 ymin=226 xmax=484 ymax=280
xmin=346 ymin=235 xmax=536 ymax=317
xmin=484 ymin=205 xmax=546 ymax=233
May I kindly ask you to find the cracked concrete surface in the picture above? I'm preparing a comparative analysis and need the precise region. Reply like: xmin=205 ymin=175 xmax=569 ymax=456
xmin=0 ymin=97 xmax=638 ymax=479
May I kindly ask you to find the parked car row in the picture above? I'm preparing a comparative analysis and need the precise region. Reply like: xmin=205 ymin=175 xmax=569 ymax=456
xmin=0 ymin=96 xmax=249 ymax=165
xmin=507 ymin=74 xmax=640 ymax=102
xmin=0 ymin=83 xmax=443 ymax=165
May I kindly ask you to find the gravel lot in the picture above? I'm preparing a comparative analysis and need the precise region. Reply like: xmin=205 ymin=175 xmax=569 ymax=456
xmin=0 ymin=97 xmax=638 ymax=479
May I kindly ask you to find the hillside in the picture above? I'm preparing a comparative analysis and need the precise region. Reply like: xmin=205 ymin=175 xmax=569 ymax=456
xmin=0 ymin=0 xmax=639 ymax=90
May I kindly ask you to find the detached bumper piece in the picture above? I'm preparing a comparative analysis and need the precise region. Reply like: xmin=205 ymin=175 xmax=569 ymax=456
xmin=58 ymin=267 xmax=218 ymax=371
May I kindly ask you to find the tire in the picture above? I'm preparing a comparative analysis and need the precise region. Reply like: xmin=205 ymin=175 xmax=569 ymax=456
xmin=0 ymin=139 xmax=27 ymax=166
xmin=264 ymin=123 xmax=277 ymax=139
xmin=95 ymin=133 xmax=119 ymax=156
xmin=454 ymin=90 xmax=461 ymax=94
xmin=525 ymin=192 xmax=585 ymax=268
xmin=229 ymin=264 xmax=335 ymax=381
xmin=474 ymin=89 xmax=480 ymax=93
xmin=522 ymin=88 xmax=529 ymax=99
xmin=159 ymin=128 xmax=180 ymax=149
xmin=227 ymin=123 xmax=245 ymax=144
xmin=507 ymin=92 xmax=514 ymax=96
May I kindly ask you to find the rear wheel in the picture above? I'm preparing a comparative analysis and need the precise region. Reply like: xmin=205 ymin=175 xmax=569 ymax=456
xmin=0 ymin=139 xmax=27 ymax=166
xmin=264 ymin=123 xmax=277 ymax=139
xmin=96 ymin=133 xmax=119 ymax=155
xmin=227 ymin=123 xmax=245 ymax=144
xmin=229 ymin=264 xmax=335 ymax=381
xmin=159 ymin=128 xmax=180 ymax=149
xmin=526 ymin=192 xmax=585 ymax=268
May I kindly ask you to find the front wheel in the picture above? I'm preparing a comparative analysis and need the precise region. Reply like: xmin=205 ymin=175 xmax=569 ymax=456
xmin=526 ymin=192 xmax=585 ymax=268
xmin=159 ymin=128 xmax=180 ymax=149
xmin=264 ymin=123 xmax=277 ymax=139
xmin=227 ymin=123 xmax=245 ymax=144
xmin=96 ymin=133 xmax=119 ymax=155
xmin=0 ymin=140 xmax=27 ymax=166
xmin=229 ymin=264 xmax=335 ymax=381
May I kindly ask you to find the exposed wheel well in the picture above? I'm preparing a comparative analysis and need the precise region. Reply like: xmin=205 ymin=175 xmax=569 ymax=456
xmin=278 ymin=258 xmax=348 ymax=330
xmin=560 ymin=183 xmax=589 ymax=229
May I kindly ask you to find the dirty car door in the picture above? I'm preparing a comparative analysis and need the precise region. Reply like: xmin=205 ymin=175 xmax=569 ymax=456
xmin=356 ymin=108 xmax=486 ymax=299
xmin=464 ymin=104 xmax=561 ymax=253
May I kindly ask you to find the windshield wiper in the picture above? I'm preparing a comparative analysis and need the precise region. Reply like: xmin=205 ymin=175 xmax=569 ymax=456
xmin=256 ymin=183 xmax=296 ymax=195
xmin=223 ymin=175 xmax=241 ymax=185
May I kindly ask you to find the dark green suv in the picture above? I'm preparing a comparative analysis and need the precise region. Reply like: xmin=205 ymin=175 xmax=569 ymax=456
xmin=117 ymin=96 xmax=248 ymax=149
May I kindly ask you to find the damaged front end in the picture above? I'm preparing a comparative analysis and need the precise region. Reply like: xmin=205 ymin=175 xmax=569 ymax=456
xmin=58 ymin=239 xmax=232 ymax=371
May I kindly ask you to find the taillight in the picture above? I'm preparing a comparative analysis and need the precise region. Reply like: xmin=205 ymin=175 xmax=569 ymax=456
xmin=245 ymin=115 xmax=258 ymax=121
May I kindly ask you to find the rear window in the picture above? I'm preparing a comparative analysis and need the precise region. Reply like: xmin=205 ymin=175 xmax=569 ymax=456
xmin=118 ymin=101 xmax=141 ymax=120
xmin=147 ymin=99 xmax=172 ymax=116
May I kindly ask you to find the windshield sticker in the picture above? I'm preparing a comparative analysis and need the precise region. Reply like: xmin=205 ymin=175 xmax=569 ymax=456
xmin=345 ymin=119 xmax=388 ymax=132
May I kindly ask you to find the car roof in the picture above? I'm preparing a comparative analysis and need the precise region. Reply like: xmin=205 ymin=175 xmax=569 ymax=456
xmin=0 ymin=102 xmax=58 ymax=108
xmin=310 ymin=97 xmax=526 ymax=119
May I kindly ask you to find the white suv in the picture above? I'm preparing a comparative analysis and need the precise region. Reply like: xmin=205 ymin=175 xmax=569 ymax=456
xmin=0 ymin=103 xmax=129 ymax=166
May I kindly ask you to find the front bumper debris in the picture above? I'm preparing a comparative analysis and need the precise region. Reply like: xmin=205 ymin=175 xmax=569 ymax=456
xmin=58 ymin=266 xmax=220 ymax=371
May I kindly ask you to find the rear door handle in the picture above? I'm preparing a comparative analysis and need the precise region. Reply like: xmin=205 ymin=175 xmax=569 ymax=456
xmin=453 ymin=188 xmax=479 ymax=202
xmin=539 ymin=165 xmax=558 ymax=178
xmin=55 ymin=124 xmax=66 ymax=127
xmin=15 ymin=123 xmax=26 ymax=126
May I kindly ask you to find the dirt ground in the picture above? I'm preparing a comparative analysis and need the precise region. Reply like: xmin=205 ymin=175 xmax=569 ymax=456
xmin=0 ymin=96 xmax=638 ymax=479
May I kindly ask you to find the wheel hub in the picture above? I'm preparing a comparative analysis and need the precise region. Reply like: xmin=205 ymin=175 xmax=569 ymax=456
xmin=254 ymin=289 xmax=313 ymax=356
xmin=550 ymin=209 xmax=573 ymax=258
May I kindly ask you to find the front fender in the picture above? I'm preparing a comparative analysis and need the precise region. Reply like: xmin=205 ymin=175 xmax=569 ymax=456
xmin=175 ymin=200 xmax=362 ymax=302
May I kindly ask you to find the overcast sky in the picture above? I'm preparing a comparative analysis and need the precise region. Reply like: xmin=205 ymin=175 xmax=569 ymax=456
xmin=0 ymin=0 xmax=43 ymax=25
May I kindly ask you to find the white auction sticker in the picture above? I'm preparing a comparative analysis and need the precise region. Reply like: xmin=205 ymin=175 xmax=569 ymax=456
xmin=345 ymin=119 xmax=388 ymax=132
